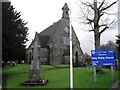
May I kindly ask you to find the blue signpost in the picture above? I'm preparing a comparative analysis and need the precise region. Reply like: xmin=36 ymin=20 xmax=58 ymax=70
xmin=91 ymin=50 xmax=115 ymax=82
xmin=91 ymin=50 xmax=115 ymax=66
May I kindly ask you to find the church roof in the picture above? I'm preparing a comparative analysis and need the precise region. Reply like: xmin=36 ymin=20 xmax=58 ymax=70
xmin=39 ymin=18 xmax=69 ymax=42
xmin=39 ymin=19 xmax=62 ymax=42
xmin=37 ymin=34 xmax=49 ymax=48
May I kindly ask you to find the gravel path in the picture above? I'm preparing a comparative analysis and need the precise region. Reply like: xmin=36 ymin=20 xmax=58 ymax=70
xmin=109 ymin=80 xmax=120 ymax=90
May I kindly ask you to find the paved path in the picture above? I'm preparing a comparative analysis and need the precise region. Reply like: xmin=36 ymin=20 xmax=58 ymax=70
xmin=109 ymin=80 xmax=120 ymax=90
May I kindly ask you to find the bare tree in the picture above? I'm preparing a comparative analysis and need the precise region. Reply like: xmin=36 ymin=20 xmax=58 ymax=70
xmin=78 ymin=0 xmax=119 ymax=71
xmin=79 ymin=0 xmax=118 ymax=49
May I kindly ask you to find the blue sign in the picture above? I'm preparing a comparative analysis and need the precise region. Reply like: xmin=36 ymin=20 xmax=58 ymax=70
xmin=91 ymin=50 xmax=115 ymax=66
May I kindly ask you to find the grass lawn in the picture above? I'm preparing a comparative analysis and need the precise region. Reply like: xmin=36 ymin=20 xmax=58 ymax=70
xmin=2 ymin=64 xmax=120 ymax=88
xmin=52 ymin=64 xmax=70 ymax=67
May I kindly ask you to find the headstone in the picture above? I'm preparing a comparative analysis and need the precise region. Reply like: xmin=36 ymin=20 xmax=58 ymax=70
xmin=7 ymin=61 xmax=10 ymax=65
xmin=20 ymin=42 xmax=48 ymax=86
xmin=15 ymin=60 xmax=19 ymax=64
xmin=21 ymin=60 xmax=24 ymax=64
xmin=7 ymin=61 xmax=16 ymax=67
xmin=9 ymin=61 xmax=16 ymax=67
xmin=2 ymin=61 xmax=5 ymax=67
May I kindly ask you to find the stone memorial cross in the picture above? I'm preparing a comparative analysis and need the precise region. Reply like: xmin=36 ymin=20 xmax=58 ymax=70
xmin=32 ymin=42 xmax=39 ymax=61
xmin=29 ymin=42 xmax=44 ymax=80
xmin=30 ymin=42 xmax=40 ymax=69
xmin=20 ymin=42 xmax=48 ymax=86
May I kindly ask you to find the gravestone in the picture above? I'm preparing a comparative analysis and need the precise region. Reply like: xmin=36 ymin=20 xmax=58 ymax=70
xmin=2 ymin=61 xmax=5 ymax=67
xmin=7 ymin=61 xmax=10 ymax=65
xmin=20 ymin=42 xmax=48 ymax=86
xmin=7 ymin=61 xmax=16 ymax=67
xmin=15 ymin=60 xmax=19 ymax=64
xmin=21 ymin=60 xmax=24 ymax=64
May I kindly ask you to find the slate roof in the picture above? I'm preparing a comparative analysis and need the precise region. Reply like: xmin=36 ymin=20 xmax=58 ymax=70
xmin=38 ymin=18 xmax=70 ymax=42
xmin=37 ymin=34 xmax=49 ymax=48
xmin=36 ymin=17 xmax=79 ymax=49
xmin=39 ymin=19 xmax=62 ymax=42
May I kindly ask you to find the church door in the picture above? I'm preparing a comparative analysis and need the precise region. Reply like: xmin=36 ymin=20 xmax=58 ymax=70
xmin=47 ymin=46 xmax=50 ymax=65
xmin=75 ymin=51 xmax=79 ymax=66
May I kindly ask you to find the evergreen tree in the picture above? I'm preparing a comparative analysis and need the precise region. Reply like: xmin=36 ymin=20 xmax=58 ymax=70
xmin=116 ymin=35 xmax=120 ymax=55
xmin=2 ymin=2 xmax=28 ymax=62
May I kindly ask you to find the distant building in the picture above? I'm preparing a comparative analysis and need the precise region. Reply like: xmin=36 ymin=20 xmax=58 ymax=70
xmin=26 ymin=3 xmax=83 ymax=66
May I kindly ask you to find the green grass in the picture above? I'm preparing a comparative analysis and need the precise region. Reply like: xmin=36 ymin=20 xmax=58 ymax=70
xmin=73 ymin=68 xmax=120 ymax=88
xmin=3 ymin=64 xmax=30 ymax=74
xmin=2 ymin=64 xmax=120 ymax=88
xmin=52 ymin=64 xmax=70 ymax=67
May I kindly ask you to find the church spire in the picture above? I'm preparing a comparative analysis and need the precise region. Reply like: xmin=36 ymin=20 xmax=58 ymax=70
xmin=62 ymin=3 xmax=69 ymax=19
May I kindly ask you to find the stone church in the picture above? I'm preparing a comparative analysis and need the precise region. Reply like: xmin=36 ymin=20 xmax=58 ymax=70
xmin=26 ymin=3 xmax=83 ymax=66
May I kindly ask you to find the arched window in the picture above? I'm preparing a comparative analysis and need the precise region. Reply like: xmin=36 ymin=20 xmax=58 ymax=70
xmin=63 ymin=27 xmax=70 ymax=45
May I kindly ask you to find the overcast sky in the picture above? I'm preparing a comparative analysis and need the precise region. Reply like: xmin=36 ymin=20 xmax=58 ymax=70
xmin=10 ymin=0 xmax=118 ymax=55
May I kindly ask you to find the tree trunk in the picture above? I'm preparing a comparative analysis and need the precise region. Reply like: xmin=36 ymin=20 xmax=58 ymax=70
xmin=94 ymin=30 xmax=102 ymax=72
xmin=94 ymin=29 xmax=100 ymax=50
xmin=94 ymin=0 xmax=100 ymax=50
xmin=94 ymin=0 xmax=102 ymax=72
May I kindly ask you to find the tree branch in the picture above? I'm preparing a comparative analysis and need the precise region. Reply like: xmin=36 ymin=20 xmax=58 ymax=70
xmin=98 ymin=0 xmax=105 ymax=9
xmin=99 ymin=24 xmax=107 ymax=28
xmin=100 ymin=0 xmax=119 ymax=12
xmin=89 ymin=22 xmax=94 ymax=32
xmin=86 ymin=17 xmax=94 ymax=24
xmin=81 ymin=2 xmax=95 ymax=10
xmin=89 ymin=29 xmax=94 ymax=32
xmin=99 ymin=26 xmax=108 ymax=35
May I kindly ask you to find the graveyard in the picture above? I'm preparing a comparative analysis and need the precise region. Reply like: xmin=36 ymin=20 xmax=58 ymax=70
xmin=2 ymin=64 xmax=120 ymax=88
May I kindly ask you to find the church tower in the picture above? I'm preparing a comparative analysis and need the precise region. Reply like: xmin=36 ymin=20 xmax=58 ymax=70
xmin=62 ymin=3 xmax=69 ymax=19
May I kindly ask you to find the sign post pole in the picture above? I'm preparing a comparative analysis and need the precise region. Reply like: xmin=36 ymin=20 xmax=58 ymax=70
xmin=111 ymin=66 xmax=114 ymax=82
xmin=94 ymin=66 xmax=97 ymax=83
xmin=114 ymin=52 xmax=119 ymax=70
xmin=116 ymin=52 xmax=119 ymax=70
xmin=117 ymin=59 xmax=119 ymax=70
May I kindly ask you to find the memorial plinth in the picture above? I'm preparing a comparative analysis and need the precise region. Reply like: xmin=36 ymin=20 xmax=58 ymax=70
xmin=20 ymin=42 xmax=48 ymax=86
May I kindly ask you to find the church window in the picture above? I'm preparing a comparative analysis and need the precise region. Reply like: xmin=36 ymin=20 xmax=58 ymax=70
xmin=63 ymin=27 xmax=70 ymax=45
xmin=63 ymin=36 xmax=67 ymax=45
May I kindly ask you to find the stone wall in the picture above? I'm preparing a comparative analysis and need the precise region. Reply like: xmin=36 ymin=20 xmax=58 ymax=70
xmin=52 ymin=56 xmax=63 ymax=64
xmin=64 ymin=55 xmax=70 ymax=64
xmin=39 ymin=48 xmax=48 ymax=64
xmin=39 ymin=58 xmax=48 ymax=65
xmin=39 ymin=48 xmax=48 ymax=58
